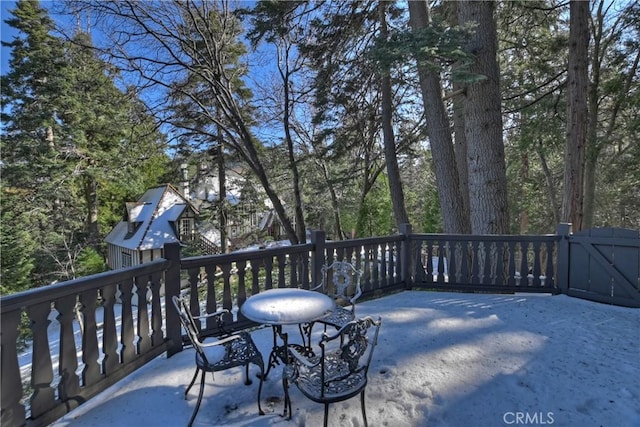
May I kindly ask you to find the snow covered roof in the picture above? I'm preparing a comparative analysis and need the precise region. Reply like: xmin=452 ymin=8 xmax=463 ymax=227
xmin=105 ymin=184 xmax=197 ymax=250
xmin=125 ymin=202 xmax=147 ymax=222
xmin=258 ymin=210 xmax=277 ymax=230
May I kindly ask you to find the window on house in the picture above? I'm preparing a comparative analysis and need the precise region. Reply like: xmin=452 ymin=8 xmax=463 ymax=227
xmin=125 ymin=222 xmax=141 ymax=239
xmin=180 ymin=218 xmax=193 ymax=241
xmin=122 ymin=252 xmax=132 ymax=268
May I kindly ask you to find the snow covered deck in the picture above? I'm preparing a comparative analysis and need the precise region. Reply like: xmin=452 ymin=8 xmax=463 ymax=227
xmin=51 ymin=291 xmax=639 ymax=427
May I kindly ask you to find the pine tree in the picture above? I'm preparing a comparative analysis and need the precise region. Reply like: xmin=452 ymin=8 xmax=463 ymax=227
xmin=0 ymin=190 xmax=36 ymax=294
xmin=2 ymin=1 xmax=169 ymax=284
xmin=1 ymin=0 xmax=79 ymax=283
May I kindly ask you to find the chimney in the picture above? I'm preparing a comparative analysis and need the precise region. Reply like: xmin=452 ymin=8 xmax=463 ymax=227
xmin=181 ymin=163 xmax=190 ymax=199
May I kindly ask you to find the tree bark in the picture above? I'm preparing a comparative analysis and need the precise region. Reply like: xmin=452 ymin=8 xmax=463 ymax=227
xmin=561 ymin=0 xmax=589 ymax=231
xmin=535 ymin=142 xmax=561 ymax=226
xmin=458 ymin=1 xmax=510 ymax=234
xmin=452 ymin=81 xmax=470 ymax=230
xmin=519 ymin=152 xmax=529 ymax=233
xmin=85 ymin=176 xmax=100 ymax=251
xmin=379 ymin=1 xmax=409 ymax=229
xmin=280 ymin=47 xmax=307 ymax=244
xmin=216 ymin=131 xmax=227 ymax=253
xmin=408 ymin=0 xmax=468 ymax=234
xmin=446 ymin=1 xmax=471 ymax=232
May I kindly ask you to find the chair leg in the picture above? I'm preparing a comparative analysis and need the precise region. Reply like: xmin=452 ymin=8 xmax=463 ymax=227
xmin=244 ymin=362 xmax=252 ymax=385
xmin=185 ymin=368 xmax=200 ymax=399
xmin=188 ymin=371 xmax=206 ymax=427
xmin=361 ymin=390 xmax=368 ymax=427
xmin=256 ymin=362 xmax=265 ymax=415
xmin=324 ymin=403 xmax=329 ymax=427
xmin=300 ymin=321 xmax=317 ymax=350
xmin=282 ymin=377 xmax=292 ymax=420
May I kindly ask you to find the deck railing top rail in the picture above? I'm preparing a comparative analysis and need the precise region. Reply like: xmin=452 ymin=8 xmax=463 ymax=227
xmin=1 ymin=259 xmax=171 ymax=313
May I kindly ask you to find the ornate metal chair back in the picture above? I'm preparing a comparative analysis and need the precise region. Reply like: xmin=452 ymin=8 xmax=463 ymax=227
xmin=320 ymin=261 xmax=363 ymax=304
xmin=318 ymin=316 xmax=381 ymax=398
xmin=171 ymin=295 xmax=210 ymax=364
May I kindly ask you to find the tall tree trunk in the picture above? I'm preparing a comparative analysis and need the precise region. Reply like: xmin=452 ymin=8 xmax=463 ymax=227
xmin=535 ymin=142 xmax=561 ymax=226
xmin=318 ymin=160 xmax=344 ymax=239
xmin=582 ymin=153 xmax=598 ymax=229
xmin=583 ymin=0 xmax=602 ymax=230
xmin=519 ymin=152 xmax=529 ymax=233
xmin=216 ymin=132 xmax=227 ymax=253
xmin=447 ymin=1 xmax=471 ymax=232
xmin=379 ymin=1 xmax=409 ymax=229
xmin=282 ymin=70 xmax=307 ymax=244
xmin=85 ymin=176 xmax=100 ymax=250
xmin=561 ymin=0 xmax=589 ymax=231
xmin=452 ymin=80 xmax=471 ymax=229
xmin=458 ymin=1 xmax=510 ymax=235
xmin=408 ymin=0 xmax=468 ymax=234
xmin=223 ymin=103 xmax=299 ymax=243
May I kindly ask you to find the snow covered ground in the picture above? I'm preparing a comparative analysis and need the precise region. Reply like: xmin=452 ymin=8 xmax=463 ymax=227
xmin=51 ymin=290 xmax=639 ymax=427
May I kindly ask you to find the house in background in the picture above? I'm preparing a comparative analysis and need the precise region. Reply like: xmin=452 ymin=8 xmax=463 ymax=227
xmin=104 ymin=184 xmax=202 ymax=269
xmin=105 ymin=165 xmax=294 ymax=270
xmin=182 ymin=162 xmax=290 ymax=248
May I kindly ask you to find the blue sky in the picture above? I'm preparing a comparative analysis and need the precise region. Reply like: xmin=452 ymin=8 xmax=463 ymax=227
xmin=1 ymin=0 xmax=19 ymax=75
xmin=1 ymin=1 xmax=75 ymax=75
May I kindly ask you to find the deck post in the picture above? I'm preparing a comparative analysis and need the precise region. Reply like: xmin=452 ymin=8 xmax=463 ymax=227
xmin=164 ymin=242 xmax=183 ymax=356
xmin=556 ymin=223 xmax=572 ymax=294
xmin=311 ymin=230 xmax=326 ymax=288
xmin=399 ymin=223 xmax=413 ymax=289
xmin=0 ymin=308 xmax=26 ymax=427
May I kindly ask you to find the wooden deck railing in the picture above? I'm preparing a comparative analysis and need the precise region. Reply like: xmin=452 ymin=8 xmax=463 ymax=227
xmin=409 ymin=228 xmax=559 ymax=292
xmin=0 ymin=257 xmax=173 ymax=427
xmin=1 ymin=226 xmax=563 ymax=427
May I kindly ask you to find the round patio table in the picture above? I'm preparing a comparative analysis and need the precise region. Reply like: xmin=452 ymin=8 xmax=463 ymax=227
xmin=241 ymin=288 xmax=334 ymax=325
xmin=241 ymin=288 xmax=335 ymax=379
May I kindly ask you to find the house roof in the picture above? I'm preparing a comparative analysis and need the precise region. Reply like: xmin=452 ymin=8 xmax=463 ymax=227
xmin=105 ymin=184 xmax=197 ymax=250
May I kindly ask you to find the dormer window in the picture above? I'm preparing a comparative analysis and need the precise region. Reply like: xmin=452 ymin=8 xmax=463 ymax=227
xmin=126 ymin=221 xmax=142 ymax=238
xmin=125 ymin=201 xmax=147 ymax=239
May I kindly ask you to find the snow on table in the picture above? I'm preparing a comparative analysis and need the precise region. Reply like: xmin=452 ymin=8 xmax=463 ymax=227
xmin=241 ymin=288 xmax=335 ymax=325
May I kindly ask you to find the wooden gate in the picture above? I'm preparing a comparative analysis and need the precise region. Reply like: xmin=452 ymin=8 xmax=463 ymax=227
xmin=568 ymin=227 xmax=640 ymax=307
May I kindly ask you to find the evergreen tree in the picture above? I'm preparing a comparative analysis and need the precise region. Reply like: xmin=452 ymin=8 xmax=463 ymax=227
xmin=299 ymin=1 xmax=415 ymax=237
xmin=458 ymin=1 xmax=510 ymax=234
xmin=1 ymin=0 xmax=80 ymax=283
xmin=407 ymin=0 xmax=468 ymax=234
xmin=498 ymin=1 xmax=567 ymax=233
xmin=1 ymin=0 xmax=70 ymax=194
xmin=0 ymin=189 xmax=36 ymax=294
xmin=2 ymin=1 xmax=169 ymax=285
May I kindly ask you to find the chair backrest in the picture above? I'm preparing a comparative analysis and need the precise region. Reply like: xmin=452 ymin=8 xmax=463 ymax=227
xmin=320 ymin=261 xmax=363 ymax=303
xmin=171 ymin=295 xmax=209 ymax=363
xmin=318 ymin=316 xmax=382 ymax=396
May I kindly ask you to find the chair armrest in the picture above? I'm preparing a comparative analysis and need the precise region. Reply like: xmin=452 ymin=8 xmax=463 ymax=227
xmin=200 ymin=333 xmax=242 ymax=348
xmin=192 ymin=309 xmax=229 ymax=320
xmin=288 ymin=346 xmax=319 ymax=369
xmin=310 ymin=282 xmax=323 ymax=292
xmin=349 ymin=287 xmax=362 ymax=305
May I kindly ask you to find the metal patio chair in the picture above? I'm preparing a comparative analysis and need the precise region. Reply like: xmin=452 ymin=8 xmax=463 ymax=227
xmin=283 ymin=316 xmax=382 ymax=427
xmin=309 ymin=261 xmax=363 ymax=339
xmin=172 ymin=296 xmax=265 ymax=426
